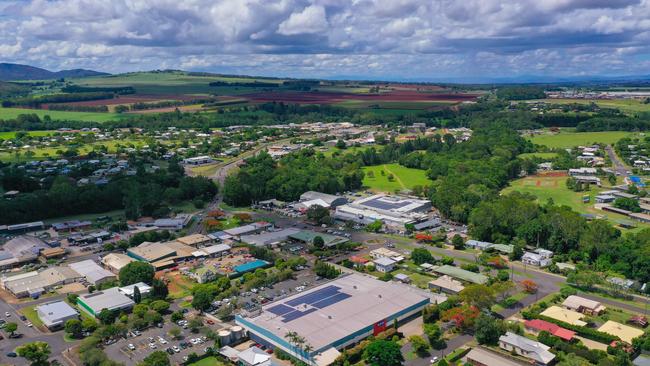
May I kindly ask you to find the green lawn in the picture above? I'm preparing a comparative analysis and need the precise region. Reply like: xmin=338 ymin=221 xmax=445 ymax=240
xmin=528 ymin=130 xmax=637 ymax=149
xmin=19 ymin=305 xmax=44 ymax=327
xmin=0 ymin=130 xmax=61 ymax=139
xmin=533 ymin=98 xmax=650 ymax=113
xmin=518 ymin=152 xmax=559 ymax=159
xmin=362 ymin=163 xmax=431 ymax=192
xmin=502 ymin=175 xmax=649 ymax=231
xmin=187 ymin=356 xmax=227 ymax=366
xmin=0 ymin=107 xmax=123 ymax=122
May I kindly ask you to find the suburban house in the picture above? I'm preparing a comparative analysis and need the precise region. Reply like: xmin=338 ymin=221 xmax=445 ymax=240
xmin=540 ymin=305 xmax=587 ymax=326
xmin=373 ymin=257 xmax=397 ymax=273
xmin=562 ymin=295 xmax=606 ymax=315
xmin=522 ymin=248 xmax=553 ymax=267
xmin=370 ymin=248 xmax=404 ymax=262
xmin=524 ymin=319 xmax=575 ymax=341
xmin=428 ymin=275 xmax=465 ymax=294
xmin=499 ymin=332 xmax=556 ymax=366
xmin=598 ymin=320 xmax=645 ymax=344
xmin=465 ymin=347 xmax=526 ymax=366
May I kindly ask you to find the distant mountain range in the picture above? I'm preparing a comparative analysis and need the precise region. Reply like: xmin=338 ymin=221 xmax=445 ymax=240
xmin=0 ymin=63 xmax=108 ymax=81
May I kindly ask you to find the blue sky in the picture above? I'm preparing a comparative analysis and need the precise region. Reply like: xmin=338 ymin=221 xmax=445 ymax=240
xmin=1 ymin=0 xmax=649 ymax=81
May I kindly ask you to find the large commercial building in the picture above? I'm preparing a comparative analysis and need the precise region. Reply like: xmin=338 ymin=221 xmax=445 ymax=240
xmin=0 ymin=235 xmax=48 ymax=269
xmin=77 ymin=287 xmax=135 ymax=317
xmin=333 ymin=194 xmax=431 ymax=230
xmin=127 ymin=240 xmax=196 ymax=270
xmin=236 ymin=274 xmax=432 ymax=366
xmin=69 ymin=260 xmax=116 ymax=286
xmin=1 ymin=266 xmax=82 ymax=298
xmin=36 ymin=300 xmax=79 ymax=330
xmin=294 ymin=191 xmax=348 ymax=210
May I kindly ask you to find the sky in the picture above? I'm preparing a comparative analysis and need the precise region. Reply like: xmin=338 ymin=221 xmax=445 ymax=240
xmin=1 ymin=0 xmax=650 ymax=82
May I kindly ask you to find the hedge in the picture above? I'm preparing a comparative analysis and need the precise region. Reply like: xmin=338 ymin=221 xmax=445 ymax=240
xmin=522 ymin=311 xmax=619 ymax=344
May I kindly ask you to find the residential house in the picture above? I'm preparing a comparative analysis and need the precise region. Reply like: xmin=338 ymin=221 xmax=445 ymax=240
xmin=524 ymin=319 xmax=575 ymax=341
xmin=373 ymin=257 xmax=397 ymax=273
xmin=428 ymin=275 xmax=465 ymax=294
xmin=498 ymin=332 xmax=556 ymax=366
xmin=562 ymin=295 xmax=606 ymax=315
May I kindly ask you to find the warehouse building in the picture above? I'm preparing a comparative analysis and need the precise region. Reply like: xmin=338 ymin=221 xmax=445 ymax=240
xmin=2 ymin=266 xmax=82 ymax=298
xmin=36 ymin=300 xmax=79 ymax=330
xmin=333 ymin=194 xmax=431 ymax=230
xmin=0 ymin=235 xmax=48 ymax=269
xmin=101 ymin=253 xmax=136 ymax=274
xmin=127 ymin=240 xmax=201 ymax=269
xmin=288 ymin=231 xmax=348 ymax=248
xmin=432 ymin=265 xmax=488 ymax=285
xmin=69 ymin=260 xmax=116 ymax=286
xmin=294 ymin=191 xmax=348 ymax=210
xmin=77 ymin=287 xmax=135 ymax=317
xmin=236 ymin=274 xmax=432 ymax=366
xmin=240 ymin=228 xmax=301 ymax=247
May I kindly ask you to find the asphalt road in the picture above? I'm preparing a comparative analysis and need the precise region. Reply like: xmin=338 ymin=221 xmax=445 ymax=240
xmin=606 ymin=144 xmax=630 ymax=177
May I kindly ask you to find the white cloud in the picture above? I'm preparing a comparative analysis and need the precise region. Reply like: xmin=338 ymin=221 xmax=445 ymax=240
xmin=277 ymin=5 xmax=329 ymax=35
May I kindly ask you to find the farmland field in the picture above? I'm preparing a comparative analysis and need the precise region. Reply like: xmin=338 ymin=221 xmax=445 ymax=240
xmin=0 ymin=106 xmax=123 ymax=122
xmin=502 ymin=173 xmax=648 ymax=231
xmin=362 ymin=163 xmax=431 ymax=192
xmin=527 ymin=130 xmax=637 ymax=148
xmin=534 ymin=98 xmax=650 ymax=113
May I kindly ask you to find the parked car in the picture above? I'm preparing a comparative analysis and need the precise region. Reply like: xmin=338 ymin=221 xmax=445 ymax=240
xmin=128 ymin=344 xmax=135 ymax=351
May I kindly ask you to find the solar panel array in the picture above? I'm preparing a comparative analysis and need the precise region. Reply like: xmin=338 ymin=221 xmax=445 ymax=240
xmin=360 ymin=197 xmax=411 ymax=210
xmin=266 ymin=285 xmax=352 ymax=323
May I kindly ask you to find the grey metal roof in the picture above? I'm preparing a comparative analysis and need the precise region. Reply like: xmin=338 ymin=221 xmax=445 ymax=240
xmin=36 ymin=301 xmax=78 ymax=326
xmin=78 ymin=287 xmax=134 ymax=313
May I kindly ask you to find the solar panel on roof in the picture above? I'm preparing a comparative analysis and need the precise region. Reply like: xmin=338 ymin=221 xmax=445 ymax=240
xmin=268 ymin=304 xmax=293 ymax=316
xmin=311 ymin=292 xmax=351 ymax=309
xmin=282 ymin=308 xmax=317 ymax=323
xmin=361 ymin=197 xmax=411 ymax=210
xmin=285 ymin=285 xmax=340 ymax=306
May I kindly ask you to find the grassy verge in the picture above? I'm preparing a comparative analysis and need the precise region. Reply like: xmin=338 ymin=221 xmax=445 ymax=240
xmin=19 ymin=305 xmax=44 ymax=327
xmin=362 ymin=163 xmax=431 ymax=192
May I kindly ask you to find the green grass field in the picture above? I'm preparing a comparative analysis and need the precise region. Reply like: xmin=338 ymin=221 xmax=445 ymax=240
xmin=19 ymin=305 xmax=44 ymax=327
xmin=518 ymin=152 xmax=559 ymax=159
xmin=0 ymin=138 xmax=146 ymax=162
xmin=187 ymin=356 xmax=227 ymax=366
xmin=528 ymin=130 xmax=637 ymax=148
xmin=502 ymin=174 xmax=648 ymax=231
xmin=362 ymin=163 xmax=431 ymax=192
xmin=0 ymin=106 xmax=123 ymax=122
xmin=0 ymin=130 xmax=62 ymax=139
xmin=535 ymin=98 xmax=650 ymax=113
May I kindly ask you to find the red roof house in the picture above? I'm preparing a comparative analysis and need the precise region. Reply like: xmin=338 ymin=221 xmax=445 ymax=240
xmin=524 ymin=319 xmax=576 ymax=341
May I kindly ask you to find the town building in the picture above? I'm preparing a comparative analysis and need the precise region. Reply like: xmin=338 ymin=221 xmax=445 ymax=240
xmin=333 ymin=194 xmax=431 ymax=230
xmin=561 ymin=295 xmax=606 ymax=315
xmin=175 ymin=234 xmax=212 ymax=247
xmin=369 ymin=248 xmax=404 ymax=261
xmin=223 ymin=222 xmax=273 ymax=239
xmin=373 ymin=257 xmax=397 ymax=272
xmin=524 ymin=319 xmax=575 ymax=341
xmin=236 ymin=274 xmax=432 ymax=366
xmin=2 ymin=266 xmax=82 ymax=298
xmin=118 ymin=282 xmax=152 ymax=298
xmin=498 ymin=332 xmax=555 ymax=366
xmin=36 ymin=300 xmax=79 ymax=330
xmin=0 ymin=235 xmax=48 ymax=269
xmin=428 ymin=275 xmax=465 ymax=294
xmin=540 ymin=305 xmax=587 ymax=326
xmin=101 ymin=253 xmax=136 ymax=274
xmin=241 ymin=228 xmax=301 ymax=247
xmin=432 ymin=265 xmax=488 ymax=285
xmin=295 ymin=191 xmax=348 ymax=210
xmin=77 ymin=287 xmax=135 ymax=317
xmin=69 ymin=260 xmax=117 ymax=286
xmin=465 ymin=347 xmax=526 ymax=366
xmin=598 ymin=320 xmax=645 ymax=344
xmin=522 ymin=249 xmax=553 ymax=267
xmin=288 ymin=231 xmax=348 ymax=248
xmin=465 ymin=240 xmax=513 ymax=255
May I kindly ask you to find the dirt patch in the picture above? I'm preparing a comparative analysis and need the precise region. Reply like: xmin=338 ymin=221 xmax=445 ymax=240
xmin=535 ymin=171 xmax=568 ymax=178
xmin=56 ymin=283 xmax=86 ymax=294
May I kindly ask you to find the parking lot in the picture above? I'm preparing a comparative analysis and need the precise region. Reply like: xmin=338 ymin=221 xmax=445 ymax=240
xmin=104 ymin=314 xmax=217 ymax=365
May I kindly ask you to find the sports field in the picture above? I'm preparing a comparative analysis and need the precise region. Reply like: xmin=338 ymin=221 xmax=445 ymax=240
xmin=502 ymin=173 xmax=648 ymax=230
xmin=0 ymin=106 xmax=123 ymax=122
xmin=362 ymin=163 xmax=431 ymax=192
xmin=528 ymin=130 xmax=636 ymax=148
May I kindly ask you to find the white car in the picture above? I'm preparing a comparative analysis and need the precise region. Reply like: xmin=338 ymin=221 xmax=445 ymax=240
xmin=159 ymin=338 xmax=168 ymax=345
xmin=128 ymin=344 xmax=135 ymax=351
xmin=4 ymin=312 xmax=9 ymax=317
xmin=430 ymin=356 xmax=439 ymax=363
xmin=149 ymin=343 xmax=157 ymax=349
xmin=26 ymin=322 xmax=32 ymax=327
xmin=172 ymin=346 xmax=181 ymax=353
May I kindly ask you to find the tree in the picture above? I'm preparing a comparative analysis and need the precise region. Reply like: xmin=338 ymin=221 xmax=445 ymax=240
xmin=363 ymin=339 xmax=404 ymax=366
xmin=151 ymin=278 xmax=169 ymax=300
xmin=192 ymin=286 xmax=213 ymax=312
xmin=5 ymin=322 xmax=17 ymax=336
xmin=306 ymin=205 xmax=331 ymax=225
xmin=189 ymin=317 xmax=203 ymax=333
xmin=65 ymin=319 xmax=83 ymax=339
xmin=459 ymin=284 xmax=496 ymax=309
xmin=16 ymin=341 xmax=51 ymax=366
xmin=452 ymin=234 xmax=465 ymax=249
xmin=411 ymin=248 xmax=434 ymax=265
xmin=82 ymin=318 xmax=97 ymax=333
xmin=614 ymin=197 xmax=641 ymax=212
xmin=521 ymin=279 xmax=538 ymax=294
xmin=336 ymin=139 xmax=347 ymax=149
xmin=150 ymin=300 xmax=170 ymax=314
xmin=97 ymin=309 xmax=118 ymax=325
xmin=313 ymin=236 xmax=325 ymax=249
xmin=366 ymin=220 xmax=383 ymax=233
xmin=119 ymin=262 xmax=155 ymax=286
xmin=169 ymin=326 xmax=182 ymax=340
xmin=474 ymin=314 xmax=505 ymax=345
xmin=138 ymin=350 xmax=170 ymax=366
xmin=133 ymin=285 xmax=142 ymax=304
xmin=171 ymin=311 xmax=184 ymax=322
xmin=408 ymin=335 xmax=429 ymax=356
xmin=423 ymin=323 xmax=446 ymax=350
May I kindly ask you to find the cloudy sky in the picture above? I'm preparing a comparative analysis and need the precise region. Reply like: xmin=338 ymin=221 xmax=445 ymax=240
xmin=1 ymin=0 xmax=650 ymax=81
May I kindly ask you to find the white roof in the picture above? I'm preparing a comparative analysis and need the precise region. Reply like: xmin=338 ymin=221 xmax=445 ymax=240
xmin=69 ymin=260 xmax=116 ymax=284
xmin=238 ymin=346 xmax=271 ymax=366
xmin=373 ymin=257 xmax=397 ymax=266
xmin=562 ymin=295 xmax=603 ymax=311
xmin=499 ymin=332 xmax=555 ymax=364
xmin=118 ymin=282 xmax=152 ymax=296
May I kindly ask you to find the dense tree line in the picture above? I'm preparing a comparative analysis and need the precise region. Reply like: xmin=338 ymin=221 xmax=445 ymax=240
xmin=209 ymin=81 xmax=278 ymax=87
xmin=223 ymin=150 xmax=364 ymax=206
xmin=2 ymin=92 xmax=114 ymax=108
xmin=47 ymin=104 xmax=109 ymax=112
xmin=0 ymin=160 xmax=217 ymax=224
xmin=576 ymin=116 xmax=650 ymax=131
xmin=61 ymin=85 xmax=136 ymax=94
xmin=469 ymin=191 xmax=650 ymax=283
xmin=495 ymin=86 xmax=546 ymax=100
